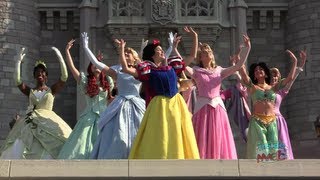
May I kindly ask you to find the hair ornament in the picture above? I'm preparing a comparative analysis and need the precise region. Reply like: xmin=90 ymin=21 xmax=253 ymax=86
xmin=34 ymin=60 xmax=47 ymax=68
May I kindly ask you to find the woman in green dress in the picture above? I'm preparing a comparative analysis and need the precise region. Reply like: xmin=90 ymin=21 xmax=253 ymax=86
xmin=58 ymin=39 xmax=113 ymax=159
xmin=0 ymin=47 xmax=72 ymax=159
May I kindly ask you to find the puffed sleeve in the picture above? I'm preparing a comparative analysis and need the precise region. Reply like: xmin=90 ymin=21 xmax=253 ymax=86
xmin=136 ymin=61 xmax=151 ymax=82
xmin=168 ymin=56 xmax=185 ymax=74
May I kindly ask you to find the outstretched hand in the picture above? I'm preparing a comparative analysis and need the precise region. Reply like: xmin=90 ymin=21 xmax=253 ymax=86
xmin=66 ymin=39 xmax=75 ymax=51
xmin=242 ymin=34 xmax=251 ymax=48
xmin=299 ymin=49 xmax=307 ymax=68
xmin=51 ymin=47 xmax=63 ymax=61
xmin=97 ymin=50 xmax=103 ymax=61
xmin=140 ymin=38 xmax=148 ymax=50
xmin=286 ymin=49 xmax=298 ymax=63
xmin=168 ymin=32 xmax=174 ymax=47
xmin=18 ymin=47 xmax=26 ymax=63
xmin=173 ymin=33 xmax=181 ymax=49
xmin=114 ymin=39 xmax=126 ymax=49
xmin=183 ymin=26 xmax=197 ymax=36
xmin=81 ymin=32 xmax=89 ymax=48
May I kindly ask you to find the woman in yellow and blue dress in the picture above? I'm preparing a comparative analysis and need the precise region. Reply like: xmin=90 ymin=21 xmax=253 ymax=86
xmin=0 ymin=47 xmax=72 ymax=159
xmin=118 ymin=30 xmax=199 ymax=159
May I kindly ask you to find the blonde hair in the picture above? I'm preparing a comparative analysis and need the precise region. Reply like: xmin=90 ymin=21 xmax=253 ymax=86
xmin=125 ymin=47 xmax=141 ymax=65
xmin=196 ymin=43 xmax=216 ymax=68
xmin=270 ymin=67 xmax=281 ymax=81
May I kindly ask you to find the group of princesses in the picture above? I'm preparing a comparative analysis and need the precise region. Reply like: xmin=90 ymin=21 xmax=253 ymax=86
xmin=0 ymin=26 xmax=306 ymax=160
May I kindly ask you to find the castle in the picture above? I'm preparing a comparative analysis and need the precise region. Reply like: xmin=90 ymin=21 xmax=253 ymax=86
xmin=0 ymin=0 xmax=319 ymax=158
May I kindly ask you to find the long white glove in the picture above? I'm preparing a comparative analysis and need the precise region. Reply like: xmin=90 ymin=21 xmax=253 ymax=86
xmin=14 ymin=47 xmax=26 ymax=86
xmin=81 ymin=32 xmax=106 ymax=70
xmin=51 ymin=47 xmax=68 ymax=82
xmin=165 ymin=32 xmax=174 ymax=59
xmin=140 ymin=38 xmax=148 ymax=59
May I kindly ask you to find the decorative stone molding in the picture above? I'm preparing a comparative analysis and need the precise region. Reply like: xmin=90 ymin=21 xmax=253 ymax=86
xmin=151 ymin=0 xmax=175 ymax=25
xmin=111 ymin=0 xmax=144 ymax=17
xmin=37 ymin=9 xmax=80 ymax=31
xmin=246 ymin=3 xmax=288 ymax=30
xmin=180 ymin=0 xmax=215 ymax=16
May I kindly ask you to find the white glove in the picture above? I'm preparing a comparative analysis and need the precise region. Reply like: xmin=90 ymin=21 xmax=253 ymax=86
xmin=51 ymin=47 xmax=68 ymax=82
xmin=14 ymin=47 xmax=26 ymax=86
xmin=165 ymin=32 xmax=174 ymax=59
xmin=140 ymin=38 xmax=148 ymax=59
xmin=81 ymin=32 xmax=107 ymax=70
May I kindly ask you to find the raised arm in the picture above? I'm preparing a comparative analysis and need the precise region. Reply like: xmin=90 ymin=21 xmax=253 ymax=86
xmin=115 ymin=39 xmax=139 ymax=78
xmin=139 ymin=38 xmax=148 ymax=59
xmin=280 ymin=50 xmax=298 ymax=87
xmin=81 ymin=32 xmax=116 ymax=79
xmin=238 ymin=35 xmax=252 ymax=85
xmin=183 ymin=26 xmax=198 ymax=66
xmin=221 ymin=35 xmax=251 ymax=79
xmin=14 ymin=47 xmax=30 ymax=96
xmin=65 ymin=39 xmax=80 ymax=82
xmin=51 ymin=47 xmax=68 ymax=95
xmin=284 ymin=49 xmax=306 ymax=91
xmin=230 ymin=52 xmax=242 ymax=82
xmin=163 ymin=32 xmax=175 ymax=66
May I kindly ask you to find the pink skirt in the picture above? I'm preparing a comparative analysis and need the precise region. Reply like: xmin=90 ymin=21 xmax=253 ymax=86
xmin=192 ymin=104 xmax=237 ymax=159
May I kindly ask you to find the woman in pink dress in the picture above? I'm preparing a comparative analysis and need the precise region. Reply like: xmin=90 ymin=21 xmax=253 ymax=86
xmin=183 ymin=35 xmax=251 ymax=159
xmin=270 ymin=49 xmax=307 ymax=160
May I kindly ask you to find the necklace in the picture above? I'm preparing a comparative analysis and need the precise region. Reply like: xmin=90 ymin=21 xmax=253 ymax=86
xmin=36 ymin=86 xmax=48 ymax=92
xmin=257 ymin=83 xmax=267 ymax=89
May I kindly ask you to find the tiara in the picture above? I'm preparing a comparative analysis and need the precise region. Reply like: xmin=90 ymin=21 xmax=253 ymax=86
xmin=34 ymin=60 xmax=47 ymax=68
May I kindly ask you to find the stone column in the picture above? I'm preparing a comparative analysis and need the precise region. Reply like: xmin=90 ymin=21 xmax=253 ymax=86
xmin=228 ymin=0 xmax=248 ymax=55
xmin=0 ymin=0 xmax=40 ymax=140
xmin=286 ymin=0 xmax=320 ymax=158
xmin=77 ymin=0 xmax=98 ymax=118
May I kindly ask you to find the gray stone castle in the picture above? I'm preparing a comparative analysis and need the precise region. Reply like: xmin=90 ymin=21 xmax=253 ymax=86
xmin=0 ymin=0 xmax=319 ymax=158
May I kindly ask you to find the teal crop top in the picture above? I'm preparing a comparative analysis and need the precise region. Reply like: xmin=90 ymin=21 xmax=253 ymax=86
xmin=242 ymin=79 xmax=285 ymax=104
xmin=251 ymin=88 xmax=276 ymax=104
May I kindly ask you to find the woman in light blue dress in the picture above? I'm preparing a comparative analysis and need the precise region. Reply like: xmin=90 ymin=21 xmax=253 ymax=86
xmin=81 ymin=33 xmax=145 ymax=159
xmin=58 ymin=40 xmax=113 ymax=159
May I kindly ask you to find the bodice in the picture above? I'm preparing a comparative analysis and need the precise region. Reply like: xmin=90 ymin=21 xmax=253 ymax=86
xmin=79 ymin=72 xmax=108 ymax=115
xmin=29 ymin=88 xmax=54 ymax=110
xmin=111 ymin=65 xmax=142 ymax=98
xmin=251 ymin=88 xmax=276 ymax=104
xmin=192 ymin=66 xmax=223 ymax=98
xmin=149 ymin=67 xmax=178 ymax=97
xmin=274 ymin=89 xmax=288 ymax=115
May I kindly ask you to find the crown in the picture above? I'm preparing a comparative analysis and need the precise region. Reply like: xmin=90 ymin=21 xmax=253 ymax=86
xmin=34 ymin=60 xmax=47 ymax=68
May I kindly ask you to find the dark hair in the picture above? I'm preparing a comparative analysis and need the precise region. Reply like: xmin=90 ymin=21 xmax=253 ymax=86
xmin=86 ymin=62 xmax=110 ymax=98
xmin=142 ymin=40 xmax=161 ymax=62
xmin=249 ymin=62 xmax=271 ymax=85
xmin=33 ymin=64 xmax=48 ymax=78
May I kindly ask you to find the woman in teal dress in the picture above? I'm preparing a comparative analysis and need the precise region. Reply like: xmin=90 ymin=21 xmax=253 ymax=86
xmin=0 ymin=47 xmax=72 ymax=159
xmin=238 ymin=45 xmax=298 ymax=161
xmin=58 ymin=40 xmax=113 ymax=159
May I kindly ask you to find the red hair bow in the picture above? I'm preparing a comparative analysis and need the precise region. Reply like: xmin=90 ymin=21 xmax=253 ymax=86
xmin=153 ymin=39 xmax=160 ymax=45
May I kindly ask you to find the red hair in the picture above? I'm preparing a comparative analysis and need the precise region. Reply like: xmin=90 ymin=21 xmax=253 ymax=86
xmin=86 ymin=62 xmax=110 ymax=98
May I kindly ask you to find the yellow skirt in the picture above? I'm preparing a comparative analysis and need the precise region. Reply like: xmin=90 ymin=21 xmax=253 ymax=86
xmin=129 ymin=93 xmax=200 ymax=159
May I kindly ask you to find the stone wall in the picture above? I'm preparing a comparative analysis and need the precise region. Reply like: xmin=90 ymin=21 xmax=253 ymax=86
xmin=285 ymin=0 xmax=320 ymax=158
xmin=0 ymin=0 xmax=39 ymax=142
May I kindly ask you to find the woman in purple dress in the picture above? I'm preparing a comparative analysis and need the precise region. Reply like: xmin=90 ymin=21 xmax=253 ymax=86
xmin=270 ymin=49 xmax=307 ymax=160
